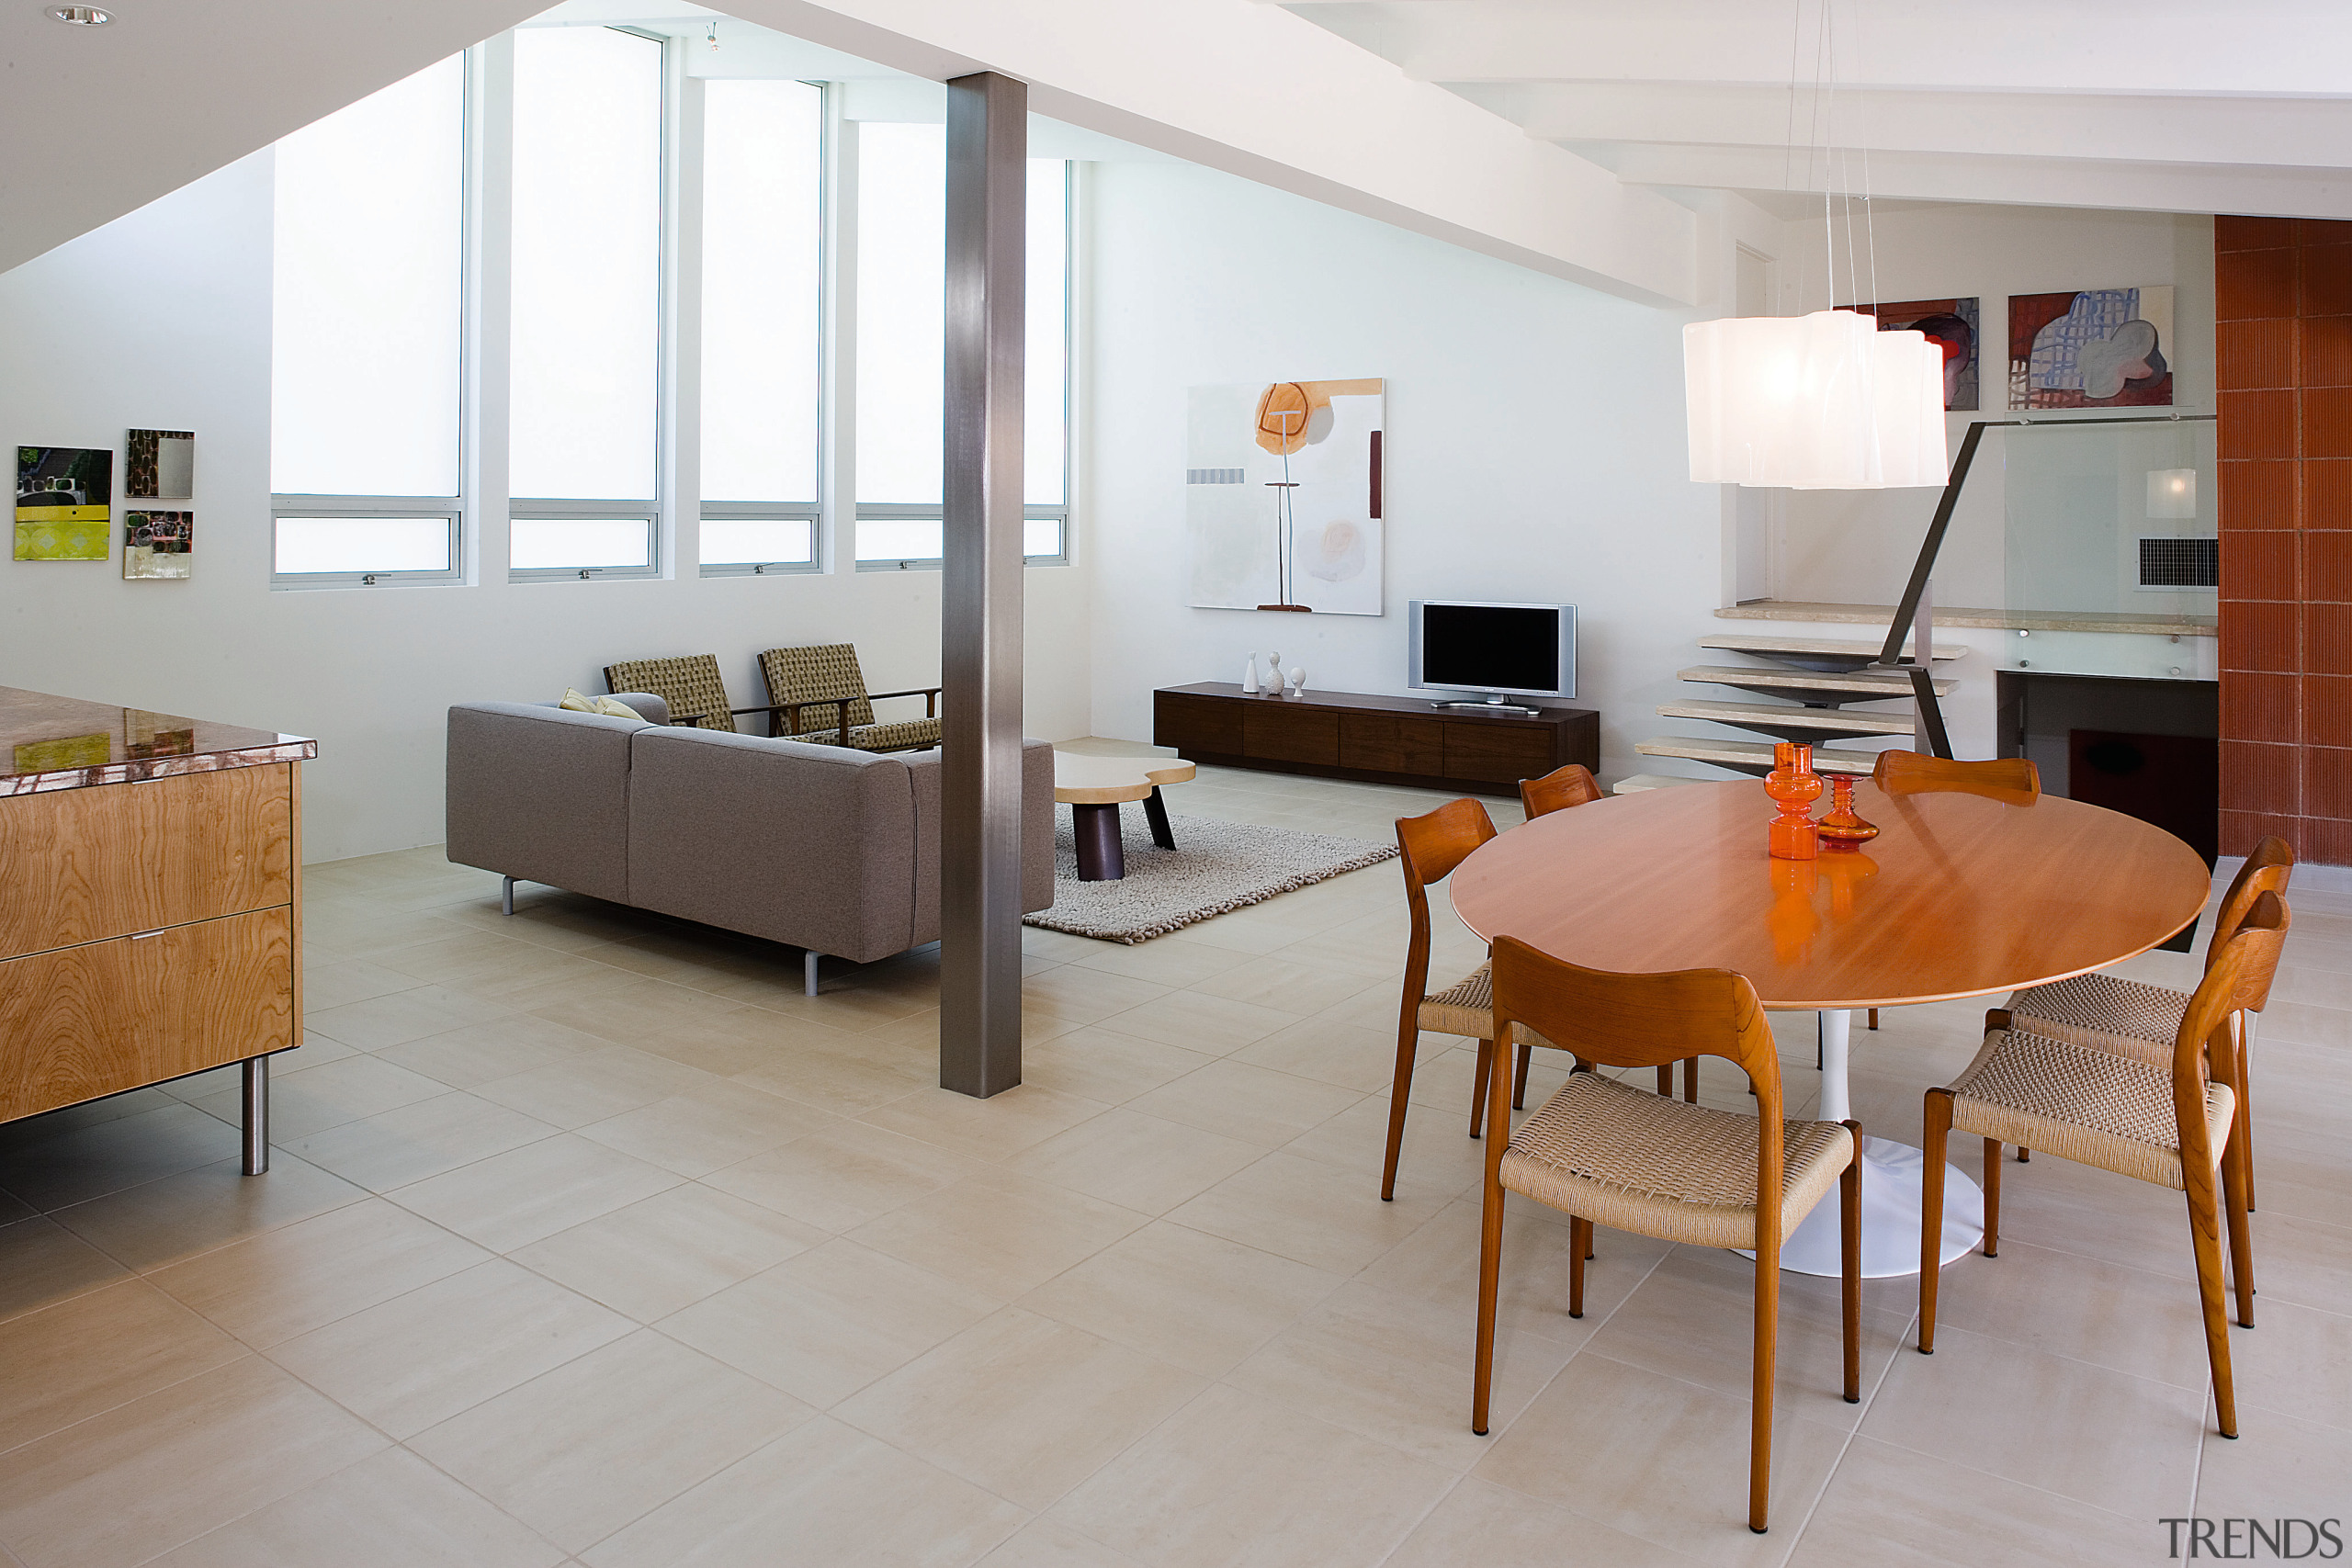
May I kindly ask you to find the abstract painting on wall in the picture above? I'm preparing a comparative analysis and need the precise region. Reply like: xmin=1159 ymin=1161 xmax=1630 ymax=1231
xmin=15 ymin=446 xmax=112 ymax=561
xmin=1860 ymin=298 xmax=1979 ymax=411
xmin=125 ymin=429 xmax=194 ymax=500
xmin=1187 ymin=378 xmax=1384 ymax=615
xmin=123 ymin=511 xmax=193 ymax=580
xmin=2009 ymin=287 xmax=2175 ymax=409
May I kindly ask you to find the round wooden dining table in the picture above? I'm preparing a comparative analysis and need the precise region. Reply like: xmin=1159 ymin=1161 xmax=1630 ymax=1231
xmin=1449 ymin=776 xmax=2211 ymax=1277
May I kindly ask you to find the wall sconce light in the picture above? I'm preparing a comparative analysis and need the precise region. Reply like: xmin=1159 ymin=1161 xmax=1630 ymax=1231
xmin=2146 ymin=468 xmax=2198 ymax=519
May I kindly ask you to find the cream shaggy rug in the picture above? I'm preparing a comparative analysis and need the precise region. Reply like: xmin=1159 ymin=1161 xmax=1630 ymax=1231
xmin=1024 ymin=806 xmax=1397 ymax=944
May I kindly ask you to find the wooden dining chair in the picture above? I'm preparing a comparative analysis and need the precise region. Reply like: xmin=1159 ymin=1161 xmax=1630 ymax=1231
xmin=1918 ymin=892 xmax=2289 ymax=1440
xmin=1477 ymin=936 xmax=1860 ymax=1534
xmin=1516 ymin=762 xmax=1702 ymax=1104
xmin=1385 ymin=799 xmax=1535 ymax=1201
xmin=1861 ymin=749 xmax=2041 ymax=1034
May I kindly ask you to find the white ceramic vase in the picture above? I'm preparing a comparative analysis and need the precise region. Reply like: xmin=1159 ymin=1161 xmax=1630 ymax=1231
xmin=1242 ymin=657 xmax=1260 ymax=694
xmin=1288 ymin=665 xmax=1306 ymax=695
xmin=1265 ymin=652 xmax=1283 ymax=694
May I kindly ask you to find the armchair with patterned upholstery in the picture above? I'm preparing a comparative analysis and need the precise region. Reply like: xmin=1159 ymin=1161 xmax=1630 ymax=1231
xmin=750 ymin=644 xmax=943 ymax=753
xmin=603 ymin=655 xmax=740 ymax=732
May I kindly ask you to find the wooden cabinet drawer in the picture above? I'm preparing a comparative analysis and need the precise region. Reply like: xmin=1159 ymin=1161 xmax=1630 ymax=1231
xmin=0 ymin=765 xmax=291 ymax=960
xmin=1339 ymin=713 xmax=1443 ymax=776
xmin=1244 ymin=705 xmax=1340 ymax=766
xmin=0 ymin=907 xmax=294 ymax=1122
xmin=1155 ymin=694 xmax=1243 ymax=756
xmin=1442 ymin=724 xmax=1555 ymax=784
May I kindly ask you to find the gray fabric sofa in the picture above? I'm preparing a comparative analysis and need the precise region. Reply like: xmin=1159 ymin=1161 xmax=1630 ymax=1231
xmin=446 ymin=693 xmax=1056 ymax=991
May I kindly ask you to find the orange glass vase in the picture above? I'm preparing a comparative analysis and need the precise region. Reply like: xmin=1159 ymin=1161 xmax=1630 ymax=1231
xmin=1764 ymin=741 xmax=1824 ymax=861
xmin=1817 ymin=772 xmax=1880 ymax=852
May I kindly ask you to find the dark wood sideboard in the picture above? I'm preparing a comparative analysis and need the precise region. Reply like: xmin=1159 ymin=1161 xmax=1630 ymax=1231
xmin=1153 ymin=682 xmax=1599 ymax=797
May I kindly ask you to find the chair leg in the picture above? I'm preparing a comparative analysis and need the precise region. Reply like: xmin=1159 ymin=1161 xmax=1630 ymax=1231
xmin=1919 ymin=1089 xmax=1953 ymax=1353
xmin=1840 ymin=1122 xmax=1861 ymax=1403
xmin=2017 ymin=1147 xmax=2030 ymax=1163
xmin=1682 ymin=1056 xmax=1699 ymax=1103
xmin=1750 ymin=1230 xmax=1781 ymax=1534
xmin=1472 ymin=1168 xmax=1506 ymax=1435
xmin=1568 ymin=1215 xmax=1589 ymax=1318
xmin=2222 ymin=1130 xmax=2256 ymax=1328
xmin=1512 ymin=1040 xmax=1532 ymax=1111
xmin=1382 ymin=1018 xmax=1419 ymax=1204
xmin=1655 ymin=1064 xmax=1675 ymax=1096
xmin=1981 ymin=1139 xmax=2001 ymax=1258
xmin=2184 ymin=1158 xmax=2241 ymax=1438
xmin=1867 ymin=1008 xmax=1879 ymax=1031
xmin=2239 ymin=1018 xmax=2259 ymax=1213
xmin=1470 ymin=1039 xmax=1495 ymax=1140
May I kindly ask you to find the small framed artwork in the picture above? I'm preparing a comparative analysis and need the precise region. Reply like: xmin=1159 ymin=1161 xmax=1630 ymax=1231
xmin=123 ymin=510 xmax=192 ymax=579
xmin=16 ymin=446 xmax=113 ymax=561
xmin=2010 ymin=288 xmax=2175 ymax=409
xmin=126 ymin=429 xmax=194 ymax=500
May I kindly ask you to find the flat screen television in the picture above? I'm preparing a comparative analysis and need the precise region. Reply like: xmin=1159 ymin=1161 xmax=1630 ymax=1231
xmin=1408 ymin=600 xmax=1577 ymax=708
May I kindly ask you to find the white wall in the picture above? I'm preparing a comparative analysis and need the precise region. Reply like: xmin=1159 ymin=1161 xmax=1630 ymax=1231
xmin=0 ymin=152 xmax=1092 ymax=863
xmin=1080 ymin=159 xmax=1723 ymax=784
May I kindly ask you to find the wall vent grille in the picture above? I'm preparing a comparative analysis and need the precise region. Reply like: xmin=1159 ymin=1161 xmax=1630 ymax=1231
xmin=2137 ymin=536 xmax=2219 ymax=590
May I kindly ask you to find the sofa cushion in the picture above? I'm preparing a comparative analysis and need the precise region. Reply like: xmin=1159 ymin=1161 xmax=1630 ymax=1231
xmin=445 ymin=701 xmax=646 ymax=902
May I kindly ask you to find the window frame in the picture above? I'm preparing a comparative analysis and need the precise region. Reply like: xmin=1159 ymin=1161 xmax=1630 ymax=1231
xmin=269 ymin=501 xmax=465 ymax=590
xmin=507 ymin=498 xmax=662 ymax=582
xmin=698 ymin=502 xmax=820 ymax=577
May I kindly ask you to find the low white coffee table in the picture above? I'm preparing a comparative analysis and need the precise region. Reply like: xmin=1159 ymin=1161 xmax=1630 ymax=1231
xmin=1053 ymin=751 xmax=1197 ymax=881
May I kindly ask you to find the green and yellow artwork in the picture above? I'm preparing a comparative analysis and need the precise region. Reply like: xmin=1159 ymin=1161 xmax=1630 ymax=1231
xmin=16 ymin=445 xmax=113 ymax=561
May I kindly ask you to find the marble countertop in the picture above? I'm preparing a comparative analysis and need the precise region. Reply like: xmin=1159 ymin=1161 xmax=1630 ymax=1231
xmin=0 ymin=687 xmax=314 ymax=796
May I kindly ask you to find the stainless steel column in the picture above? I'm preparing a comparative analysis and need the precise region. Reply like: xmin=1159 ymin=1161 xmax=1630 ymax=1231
xmin=939 ymin=71 xmax=1026 ymax=1098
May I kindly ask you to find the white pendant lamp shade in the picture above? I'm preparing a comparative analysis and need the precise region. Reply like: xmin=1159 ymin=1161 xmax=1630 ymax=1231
xmin=1684 ymin=310 xmax=1949 ymax=490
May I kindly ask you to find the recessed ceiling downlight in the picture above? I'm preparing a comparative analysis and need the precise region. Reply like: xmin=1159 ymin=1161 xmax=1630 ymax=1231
xmin=50 ymin=5 xmax=113 ymax=22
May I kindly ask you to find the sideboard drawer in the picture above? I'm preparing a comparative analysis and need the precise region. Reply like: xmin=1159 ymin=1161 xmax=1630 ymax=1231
xmin=0 ymin=906 xmax=294 ymax=1122
xmin=1442 ymin=723 xmax=1555 ymax=784
xmin=1339 ymin=713 xmax=1443 ymax=776
xmin=0 ymin=765 xmax=292 ymax=960
xmin=1244 ymin=705 xmax=1340 ymax=766
xmin=1154 ymin=693 xmax=1243 ymax=756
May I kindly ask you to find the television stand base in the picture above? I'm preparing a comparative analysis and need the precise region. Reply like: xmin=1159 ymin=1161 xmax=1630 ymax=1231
xmin=1430 ymin=698 xmax=1542 ymax=717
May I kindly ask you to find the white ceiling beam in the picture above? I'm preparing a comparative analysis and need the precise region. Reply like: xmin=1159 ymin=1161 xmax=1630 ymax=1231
xmin=711 ymin=0 xmax=1701 ymax=304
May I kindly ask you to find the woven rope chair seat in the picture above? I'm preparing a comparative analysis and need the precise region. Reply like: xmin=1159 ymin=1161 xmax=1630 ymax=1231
xmin=784 ymin=717 xmax=943 ymax=752
xmin=1416 ymin=962 xmax=1548 ymax=1047
xmin=2007 ymin=971 xmax=2188 ymax=1067
xmin=1498 ymin=1071 xmax=1852 ymax=1248
xmin=1948 ymin=1027 xmax=2233 ymax=1192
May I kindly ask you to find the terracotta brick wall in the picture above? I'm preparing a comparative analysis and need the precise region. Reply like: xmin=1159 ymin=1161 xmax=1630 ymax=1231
xmin=2216 ymin=216 xmax=2352 ymax=865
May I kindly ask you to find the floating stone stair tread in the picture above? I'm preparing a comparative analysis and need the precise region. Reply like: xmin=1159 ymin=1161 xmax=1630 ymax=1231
xmin=1677 ymin=664 xmax=1956 ymax=699
xmin=1698 ymin=634 xmax=1967 ymax=672
xmin=1612 ymin=773 xmax=1709 ymax=794
xmin=1635 ymin=736 xmax=1882 ymax=776
xmin=1655 ymin=700 xmax=1919 ymax=737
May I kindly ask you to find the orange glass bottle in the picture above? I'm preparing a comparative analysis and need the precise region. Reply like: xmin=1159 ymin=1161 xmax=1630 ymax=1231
xmin=1817 ymin=772 xmax=1880 ymax=852
xmin=1764 ymin=741 xmax=1824 ymax=860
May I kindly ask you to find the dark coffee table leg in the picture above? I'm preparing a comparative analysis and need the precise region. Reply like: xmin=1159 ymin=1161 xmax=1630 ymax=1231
xmin=1073 ymin=802 xmax=1126 ymax=881
xmin=1141 ymin=786 xmax=1177 ymax=851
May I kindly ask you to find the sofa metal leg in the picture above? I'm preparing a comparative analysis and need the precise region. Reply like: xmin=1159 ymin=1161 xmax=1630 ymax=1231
xmin=805 ymin=951 xmax=820 ymax=997
xmin=242 ymin=1056 xmax=269 ymax=1176
xmin=502 ymin=875 xmax=515 ymax=917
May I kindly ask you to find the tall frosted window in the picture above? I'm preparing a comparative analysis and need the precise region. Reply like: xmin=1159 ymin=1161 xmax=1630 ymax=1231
xmin=510 ymin=27 xmax=662 ymax=502
xmin=702 ymin=79 xmax=822 ymax=503
xmin=272 ymin=54 xmax=464 ymax=498
xmin=855 ymin=124 xmax=1068 ymax=505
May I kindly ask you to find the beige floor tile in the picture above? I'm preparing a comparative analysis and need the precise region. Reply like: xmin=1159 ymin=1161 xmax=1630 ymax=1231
xmin=1279 ymin=1087 xmax=1489 ymax=1196
xmin=144 ymin=1447 xmax=565 ymax=1568
xmin=297 ymin=957 xmax=426 ymax=1012
xmin=145 ymin=1197 xmax=489 ymax=1347
xmin=1016 ymin=1027 xmax=1217 ymax=1105
xmin=0 ymin=1216 xmax=130 ymax=1323
xmin=375 ymin=1013 xmax=608 ymax=1089
xmin=701 ymin=1124 xmax=987 ymax=1234
xmin=2240 ymin=1209 xmax=2352 ymax=1316
xmin=1051 ymin=1382 xmax=1455 ymax=1568
xmin=160 ymin=1037 xmax=357 ymax=1104
xmin=282 ymin=1090 xmax=559 ymax=1192
xmin=581 ymin=1416 xmax=1024 ymax=1568
xmin=526 ymin=973 xmax=755 ymax=1049
xmin=1227 ymin=1278 xmax=1575 ymax=1471
xmin=1927 ymin=1237 xmax=2215 ymax=1389
xmin=1582 ymin=1246 xmax=1910 ymax=1432
xmin=0 ymin=1357 xmax=386 ymax=1568
xmin=187 ymin=1054 xmax=450 ymax=1139
xmin=473 ymin=1045 xmax=718 ymax=1130
xmin=1353 ymin=1198 xmax=1667 ymax=1350
xmin=859 ymin=1082 xmax=1114 ymax=1162
xmin=1189 ymin=956 xmax=1389 ymax=1019
xmin=2194 ymin=1404 xmax=2352 ymax=1523
xmin=266 ymin=1258 xmax=631 ymax=1438
xmin=661 ymin=1236 xmax=1001 ymax=1407
xmin=573 ymin=1079 xmax=834 ymax=1178
xmin=0 ymin=1279 xmax=244 ymax=1451
xmin=412 ymin=1330 xmax=813 ymax=1553
xmin=1857 ymin=1324 xmax=2205 ymax=1517
xmin=1019 ymin=1219 xmax=1343 ymax=1378
xmin=1785 ymin=1436 xmax=2149 ymax=1568
xmin=850 ymin=1170 xmax=1148 ymax=1299
xmin=1125 ymin=1059 xmax=1363 ymax=1148
xmin=750 ymin=976 xmax=940 ymax=1033
xmin=1092 ymin=988 xmax=1298 ymax=1055
xmin=1166 ymin=1150 xmax=1450 ymax=1275
xmin=305 ymin=985 xmax=514 ymax=1050
xmin=0 ymin=1100 xmax=243 ymax=1213
xmin=1064 ymin=937 xmax=1251 ymax=988
xmin=380 ymin=931 xmax=638 ymax=1001
xmin=512 ymin=1183 xmax=824 ymax=1322
xmin=389 ymin=1133 xmax=683 ymax=1252
xmin=1385 ymin=1477 xmax=1704 ymax=1568
xmin=730 ymin=1034 xmax=939 ymax=1115
xmin=977 ymin=1517 xmax=1148 ymax=1567
xmin=838 ymin=1305 xmax=1203 ymax=1510
xmin=1230 ymin=1013 xmax=1401 ymax=1093
xmin=1978 ymin=1150 xmax=2206 ymax=1282
xmin=1473 ymin=1351 xmax=1851 ymax=1562
xmin=1023 ymin=967 xmax=1175 ymax=1031
xmin=1001 ymin=1109 xmax=1264 ymax=1216
xmin=2226 ymin=1294 xmax=2352 ymax=1432
xmin=50 ymin=1153 xmax=366 ymax=1273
